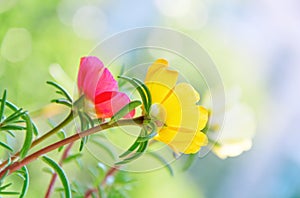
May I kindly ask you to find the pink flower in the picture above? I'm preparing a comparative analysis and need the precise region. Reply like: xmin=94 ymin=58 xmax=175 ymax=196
xmin=77 ymin=56 xmax=134 ymax=118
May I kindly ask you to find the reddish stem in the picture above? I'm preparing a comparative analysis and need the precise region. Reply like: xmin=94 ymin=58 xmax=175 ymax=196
xmin=83 ymin=166 xmax=119 ymax=198
xmin=0 ymin=116 xmax=144 ymax=178
xmin=84 ymin=188 xmax=99 ymax=198
xmin=101 ymin=166 xmax=119 ymax=186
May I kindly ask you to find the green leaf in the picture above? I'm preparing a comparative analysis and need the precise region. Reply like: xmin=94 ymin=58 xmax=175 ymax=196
xmin=32 ymin=121 xmax=39 ymax=136
xmin=0 ymin=141 xmax=13 ymax=152
xmin=181 ymin=153 xmax=198 ymax=171
xmin=0 ymin=183 xmax=12 ymax=191
xmin=0 ymin=125 xmax=26 ymax=131
xmin=57 ymin=130 xmax=66 ymax=152
xmin=19 ymin=166 xmax=29 ymax=198
xmin=79 ymin=136 xmax=88 ymax=152
xmin=78 ymin=111 xmax=89 ymax=151
xmin=0 ymin=90 xmax=7 ymax=122
xmin=20 ymin=115 xmax=33 ymax=159
xmin=3 ymin=130 xmax=15 ymax=137
xmin=82 ymin=112 xmax=94 ymax=128
xmin=109 ymin=100 xmax=141 ymax=125
xmin=148 ymin=152 xmax=173 ymax=176
xmin=119 ymin=140 xmax=141 ymax=158
xmin=51 ymin=98 xmax=72 ymax=108
xmin=2 ymin=108 xmax=26 ymax=124
xmin=42 ymin=156 xmax=71 ymax=198
xmin=136 ymin=132 xmax=157 ymax=142
xmin=137 ymin=122 xmax=157 ymax=142
xmin=62 ymin=154 xmax=82 ymax=164
xmin=46 ymin=81 xmax=72 ymax=102
xmin=132 ymin=78 xmax=152 ymax=112
xmin=0 ymin=191 xmax=19 ymax=195
xmin=116 ymin=141 xmax=148 ymax=165
xmin=118 ymin=76 xmax=149 ymax=114
xmin=0 ymin=99 xmax=17 ymax=112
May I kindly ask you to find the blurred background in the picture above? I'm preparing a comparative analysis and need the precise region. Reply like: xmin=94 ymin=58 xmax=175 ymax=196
xmin=1 ymin=0 xmax=300 ymax=197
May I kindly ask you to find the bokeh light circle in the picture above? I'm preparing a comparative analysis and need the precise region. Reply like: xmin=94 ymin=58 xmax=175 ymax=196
xmin=74 ymin=27 xmax=225 ymax=173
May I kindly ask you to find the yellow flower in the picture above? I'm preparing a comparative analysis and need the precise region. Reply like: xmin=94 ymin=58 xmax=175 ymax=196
xmin=144 ymin=59 xmax=208 ymax=154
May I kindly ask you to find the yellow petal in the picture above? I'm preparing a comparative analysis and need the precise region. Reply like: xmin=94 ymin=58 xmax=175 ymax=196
xmin=181 ymin=132 xmax=208 ymax=154
xmin=145 ymin=59 xmax=178 ymax=103
xmin=155 ymin=83 xmax=208 ymax=154
xmin=162 ymin=83 xmax=201 ymax=129
xmin=198 ymin=106 xmax=208 ymax=130
xmin=154 ymin=127 xmax=176 ymax=144
xmin=155 ymin=128 xmax=208 ymax=154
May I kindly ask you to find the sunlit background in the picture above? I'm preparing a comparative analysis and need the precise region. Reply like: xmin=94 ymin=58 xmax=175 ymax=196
xmin=1 ymin=0 xmax=300 ymax=197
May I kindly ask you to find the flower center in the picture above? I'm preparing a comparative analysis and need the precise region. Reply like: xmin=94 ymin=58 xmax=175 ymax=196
xmin=149 ymin=103 xmax=167 ymax=128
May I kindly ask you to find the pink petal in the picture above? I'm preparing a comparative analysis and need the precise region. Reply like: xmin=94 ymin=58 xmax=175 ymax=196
xmin=77 ymin=56 xmax=105 ymax=100
xmin=95 ymin=91 xmax=135 ymax=119
xmin=94 ymin=68 xmax=118 ymax=100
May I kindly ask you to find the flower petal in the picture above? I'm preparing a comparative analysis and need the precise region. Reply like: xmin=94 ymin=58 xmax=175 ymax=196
xmin=154 ymin=128 xmax=207 ymax=154
xmin=145 ymin=59 xmax=178 ymax=103
xmin=176 ymin=131 xmax=208 ymax=154
xmin=94 ymin=68 xmax=118 ymax=99
xmin=163 ymin=83 xmax=201 ymax=129
xmin=77 ymin=56 xmax=118 ymax=101
xmin=77 ymin=56 xmax=105 ymax=100
xmin=154 ymin=83 xmax=208 ymax=153
xmin=95 ymin=91 xmax=135 ymax=119
xmin=198 ymin=106 xmax=208 ymax=130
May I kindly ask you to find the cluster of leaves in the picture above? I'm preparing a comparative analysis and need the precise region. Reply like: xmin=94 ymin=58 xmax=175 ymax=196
xmin=65 ymin=163 xmax=136 ymax=198
xmin=0 ymin=90 xmax=37 ymax=196
xmin=0 ymin=166 xmax=29 ymax=197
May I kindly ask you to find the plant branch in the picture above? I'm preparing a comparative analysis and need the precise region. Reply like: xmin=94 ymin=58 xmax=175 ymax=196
xmin=101 ymin=166 xmax=119 ymax=186
xmin=84 ymin=188 xmax=99 ymax=198
xmin=0 ymin=116 xmax=144 ymax=178
xmin=0 ymin=112 xmax=73 ymax=170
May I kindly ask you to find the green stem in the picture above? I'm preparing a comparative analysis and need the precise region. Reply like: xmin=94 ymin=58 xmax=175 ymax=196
xmin=0 ymin=116 xmax=144 ymax=178
xmin=31 ymin=111 xmax=73 ymax=147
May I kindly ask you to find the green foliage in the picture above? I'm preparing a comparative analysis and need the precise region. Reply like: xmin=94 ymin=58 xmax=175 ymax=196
xmin=78 ymin=111 xmax=91 ymax=152
xmin=47 ymin=81 xmax=73 ymax=107
xmin=20 ymin=115 xmax=33 ymax=159
xmin=105 ymin=170 xmax=135 ymax=198
xmin=18 ymin=166 xmax=29 ymax=198
xmin=109 ymin=100 xmax=142 ymax=124
xmin=118 ymin=76 xmax=152 ymax=114
xmin=47 ymin=81 xmax=72 ymax=103
xmin=181 ymin=153 xmax=198 ymax=171
xmin=42 ymin=156 xmax=71 ymax=198
xmin=0 ymin=166 xmax=30 ymax=197
xmin=116 ymin=127 xmax=149 ymax=165
xmin=0 ymin=90 xmax=7 ymax=122
xmin=0 ymin=90 xmax=38 ymax=159
xmin=62 ymin=153 xmax=82 ymax=164
xmin=0 ymin=141 xmax=13 ymax=152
